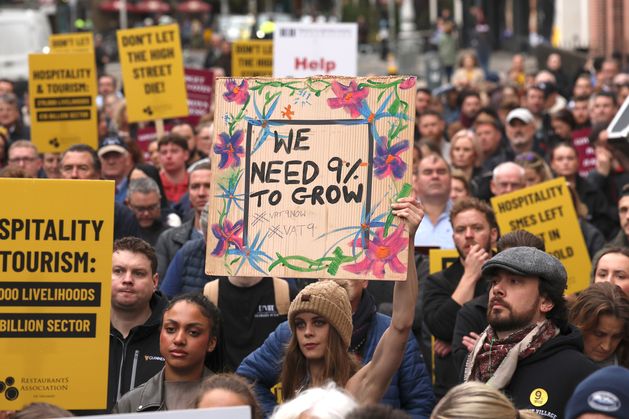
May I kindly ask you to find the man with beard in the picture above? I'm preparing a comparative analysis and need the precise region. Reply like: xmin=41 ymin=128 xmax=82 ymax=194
xmin=505 ymin=108 xmax=546 ymax=157
xmin=423 ymin=197 xmax=498 ymax=398
xmin=463 ymin=247 xmax=597 ymax=419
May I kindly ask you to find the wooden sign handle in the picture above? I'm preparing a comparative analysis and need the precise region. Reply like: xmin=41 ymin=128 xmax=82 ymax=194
xmin=155 ymin=119 xmax=165 ymax=140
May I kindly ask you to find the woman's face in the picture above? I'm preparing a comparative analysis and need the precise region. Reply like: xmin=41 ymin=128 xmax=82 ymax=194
xmin=450 ymin=178 xmax=469 ymax=202
xmin=294 ymin=312 xmax=330 ymax=361
xmin=582 ymin=314 xmax=625 ymax=362
xmin=462 ymin=55 xmax=475 ymax=69
xmin=160 ymin=301 xmax=216 ymax=375
xmin=550 ymin=145 xmax=579 ymax=177
xmin=524 ymin=167 xmax=543 ymax=187
xmin=594 ymin=253 xmax=629 ymax=297
xmin=198 ymin=389 xmax=248 ymax=409
xmin=451 ymin=136 xmax=476 ymax=169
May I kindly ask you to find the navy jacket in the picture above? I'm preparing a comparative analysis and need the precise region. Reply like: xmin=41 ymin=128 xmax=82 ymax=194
xmin=237 ymin=315 xmax=435 ymax=418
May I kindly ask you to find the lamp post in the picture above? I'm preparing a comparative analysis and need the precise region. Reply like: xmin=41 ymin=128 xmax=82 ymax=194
xmin=397 ymin=0 xmax=421 ymax=75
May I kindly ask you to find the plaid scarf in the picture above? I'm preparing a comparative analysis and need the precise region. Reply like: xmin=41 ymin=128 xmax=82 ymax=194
xmin=464 ymin=319 xmax=559 ymax=389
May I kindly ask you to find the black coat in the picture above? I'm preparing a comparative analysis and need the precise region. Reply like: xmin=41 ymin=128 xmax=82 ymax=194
xmin=503 ymin=325 xmax=598 ymax=419
xmin=452 ymin=293 xmax=488 ymax=375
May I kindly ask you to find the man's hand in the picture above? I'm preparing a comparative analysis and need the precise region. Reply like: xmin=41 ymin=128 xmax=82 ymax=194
xmin=434 ymin=339 xmax=452 ymax=357
xmin=595 ymin=145 xmax=613 ymax=176
xmin=462 ymin=244 xmax=490 ymax=282
xmin=462 ymin=332 xmax=481 ymax=352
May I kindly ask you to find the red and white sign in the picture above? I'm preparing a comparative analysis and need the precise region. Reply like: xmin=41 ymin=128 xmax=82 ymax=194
xmin=273 ymin=23 xmax=357 ymax=77
xmin=184 ymin=68 xmax=214 ymax=126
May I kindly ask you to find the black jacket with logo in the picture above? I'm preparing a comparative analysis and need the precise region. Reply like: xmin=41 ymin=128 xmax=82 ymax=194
xmin=107 ymin=292 xmax=168 ymax=412
xmin=504 ymin=324 xmax=598 ymax=419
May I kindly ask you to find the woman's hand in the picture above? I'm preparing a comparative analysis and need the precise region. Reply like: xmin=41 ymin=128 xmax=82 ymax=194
xmin=391 ymin=197 xmax=424 ymax=238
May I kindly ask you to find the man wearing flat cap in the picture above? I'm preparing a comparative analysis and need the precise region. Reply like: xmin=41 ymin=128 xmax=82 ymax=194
xmin=463 ymin=246 xmax=597 ymax=419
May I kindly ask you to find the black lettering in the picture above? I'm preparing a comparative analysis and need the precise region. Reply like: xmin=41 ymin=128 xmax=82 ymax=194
xmin=326 ymin=185 xmax=341 ymax=203
xmin=343 ymin=184 xmax=363 ymax=203
xmin=303 ymin=161 xmax=319 ymax=185
xmin=265 ymin=161 xmax=282 ymax=183
xmin=284 ymin=160 xmax=301 ymax=185
xmin=294 ymin=128 xmax=311 ymax=150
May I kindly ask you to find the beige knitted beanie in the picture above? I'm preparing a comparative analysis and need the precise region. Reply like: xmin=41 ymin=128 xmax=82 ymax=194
xmin=288 ymin=281 xmax=353 ymax=349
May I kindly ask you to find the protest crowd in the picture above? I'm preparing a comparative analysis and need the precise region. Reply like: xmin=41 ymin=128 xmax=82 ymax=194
xmin=4 ymin=10 xmax=629 ymax=419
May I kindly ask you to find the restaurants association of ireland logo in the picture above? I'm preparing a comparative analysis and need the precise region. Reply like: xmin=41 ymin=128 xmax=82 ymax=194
xmin=0 ymin=376 xmax=19 ymax=401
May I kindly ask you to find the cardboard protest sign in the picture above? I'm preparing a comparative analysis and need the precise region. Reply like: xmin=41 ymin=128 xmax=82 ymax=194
xmin=29 ymin=53 xmax=98 ymax=152
xmin=232 ymin=40 xmax=273 ymax=77
xmin=429 ymin=249 xmax=459 ymax=274
xmin=49 ymin=32 xmax=94 ymax=53
xmin=491 ymin=177 xmax=591 ymax=294
xmin=117 ymin=24 xmax=188 ymax=122
xmin=206 ymin=76 xmax=416 ymax=280
xmin=0 ymin=179 xmax=113 ymax=410
xmin=184 ymin=68 xmax=214 ymax=126
xmin=273 ymin=23 xmax=357 ymax=77
xmin=81 ymin=406 xmax=250 ymax=419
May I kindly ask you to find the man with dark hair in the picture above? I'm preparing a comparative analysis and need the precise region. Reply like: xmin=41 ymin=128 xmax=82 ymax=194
xmin=423 ymin=197 xmax=498 ymax=398
xmin=463 ymin=247 xmax=597 ymax=418
xmin=60 ymin=143 xmax=141 ymax=240
xmin=458 ymin=90 xmax=481 ymax=128
xmin=108 ymin=237 xmax=168 ymax=412
xmin=98 ymin=135 xmax=132 ymax=202
xmin=158 ymin=134 xmax=190 ymax=204
xmin=417 ymin=110 xmax=449 ymax=159
xmin=155 ymin=162 xmax=211 ymax=280
xmin=590 ymin=91 xmax=618 ymax=126
xmin=171 ymin=122 xmax=204 ymax=165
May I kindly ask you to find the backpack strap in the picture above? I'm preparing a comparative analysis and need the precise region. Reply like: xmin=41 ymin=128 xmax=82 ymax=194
xmin=272 ymin=277 xmax=291 ymax=315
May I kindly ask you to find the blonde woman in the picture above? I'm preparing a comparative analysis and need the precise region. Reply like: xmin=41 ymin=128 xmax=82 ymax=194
xmin=431 ymin=382 xmax=540 ymax=419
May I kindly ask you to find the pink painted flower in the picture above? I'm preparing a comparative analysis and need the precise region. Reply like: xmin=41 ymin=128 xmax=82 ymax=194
xmin=399 ymin=76 xmax=416 ymax=90
xmin=327 ymin=81 xmax=369 ymax=118
xmin=374 ymin=139 xmax=409 ymax=179
xmin=211 ymin=219 xmax=244 ymax=256
xmin=223 ymin=79 xmax=250 ymax=104
xmin=343 ymin=225 xmax=407 ymax=278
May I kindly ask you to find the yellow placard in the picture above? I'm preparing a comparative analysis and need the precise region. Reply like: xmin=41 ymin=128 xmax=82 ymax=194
xmin=49 ymin=32 xmax=94 ymax=53
xmin=0 ymin=178 xmax=113 ymax=410
xmin=429 ymin=249 xmax=459 ymax=274
xmin=491 ymin=177 xmax=591 ymax=294
xmin=117 ymin=24 xmax=188 ymax=122
xmin=232 ymin=40 xmax=273 ymax=77
xmin=29 ymin=53 xmax=98 ymax=153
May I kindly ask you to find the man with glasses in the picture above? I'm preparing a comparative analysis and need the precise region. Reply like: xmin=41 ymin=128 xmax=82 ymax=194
xmin=7 ymin=140 xmax=42 ymax=178
xmin=126 ymin=178 xmax=171 ymax=246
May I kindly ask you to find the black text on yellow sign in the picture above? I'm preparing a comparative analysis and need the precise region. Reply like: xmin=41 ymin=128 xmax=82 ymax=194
xmin=117 ymin=24 xmax=188 ymax=122
xmin=232 ymin=40 xmax=273 ymax=77
xmin=491 ymin=177 xmax=591 ymax=294
xmin=49 ymin=33 xmax=94 ymax=54
xmin=0 ymin=179 xmax=114 ymax=410
xmin=29 ymin=53 xmax=98 ymax=153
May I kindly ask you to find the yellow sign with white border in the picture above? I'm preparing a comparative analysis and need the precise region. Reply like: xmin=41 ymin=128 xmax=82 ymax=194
xmin=0 ymin=179 xmax=113 ymax=410
xmin=49 ymin=32 xmax=94 ymax=54
xmin=491 ymin=177 xmax=590 ymax=294
xmin=29 ymin=53 xmax=98 ymax=153
xmin=117 ymin=24 xmax=188 ymax=122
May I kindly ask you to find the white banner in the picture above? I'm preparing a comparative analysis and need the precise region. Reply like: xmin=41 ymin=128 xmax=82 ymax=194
xmin=81 ymin=406 xmax=251 ymax=418
xmin=273 ymin=23 xmax=357 ymax=77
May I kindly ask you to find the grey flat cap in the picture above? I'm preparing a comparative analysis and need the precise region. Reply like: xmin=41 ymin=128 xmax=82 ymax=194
xmin=482 ymin=246 xmax=567 ymax=290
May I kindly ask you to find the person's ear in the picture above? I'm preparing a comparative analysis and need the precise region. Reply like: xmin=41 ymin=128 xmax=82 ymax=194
xmin=206 ymin=336 xmax=217 ymax=353
xmin=539 ymin=296 xmax=554 ymax=314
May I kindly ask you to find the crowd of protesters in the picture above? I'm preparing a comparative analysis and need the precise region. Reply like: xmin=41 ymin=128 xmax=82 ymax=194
xmin=2 ymin=36 xmax=629 ymax=419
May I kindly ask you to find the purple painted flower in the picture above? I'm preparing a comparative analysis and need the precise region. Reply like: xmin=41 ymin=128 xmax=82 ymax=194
xmin=399 ymin=76 xmax=417 ymax=90
xmin=343 ymin=225 xmax=407 ymax=278
xmin=223 ymin=79 xmax=250 ymax=104
xmin=214 ymin=130 xmax=244 ymax=169
xmin=327 ymin=81 xmax=369 ymax=118
xmin=374 ymin=139 xmax=409 ymax=179
xmin=211 ymin=219 xmax=244 ymax=256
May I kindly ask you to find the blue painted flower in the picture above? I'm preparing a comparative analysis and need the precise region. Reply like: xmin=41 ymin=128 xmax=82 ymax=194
xmin=214 ymin=130 xmax=244 ymax=169
xmin=374 ymin=139 xmax=409 ymax=179
xmin=228 ymin=231 xmax=272 ymax=275
xmin=245 ymin=93 xmax=287 ymax=153
xmin=216 ymin=169 xmax=245 ymax=216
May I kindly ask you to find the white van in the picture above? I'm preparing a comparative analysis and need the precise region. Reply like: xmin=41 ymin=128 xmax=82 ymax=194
xmin=0 ymin=9 xmax=51 ymax=81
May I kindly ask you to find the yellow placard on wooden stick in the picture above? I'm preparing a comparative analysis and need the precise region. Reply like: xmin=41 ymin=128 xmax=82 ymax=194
xmin=29 ymin=53 xmax=98 ymax=153
xmin=206 ymin=76 xmax=417 ymax=280
xmin=49 ymin=32 xmax=94 ymax=53
xmin=491 ymin=177 xmax=591 ymax=294
xmin=117 ymin=24 xmax=188 ymax=122
xmin=0 ymin=178 xmax=114 ymax=410
xmin=429 ymin=249 xmax=460 ymax=274
xmin=232 ymin=40 xmax=273 ymax=77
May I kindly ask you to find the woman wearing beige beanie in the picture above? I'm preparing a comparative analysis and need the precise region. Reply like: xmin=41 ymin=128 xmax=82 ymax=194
xmin=279 ymin=197 xmax=424 ymax=407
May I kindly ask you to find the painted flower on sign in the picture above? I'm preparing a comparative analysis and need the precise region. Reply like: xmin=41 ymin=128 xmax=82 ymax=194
xmin=374 ymin=139 xmax=409 ymax=179
xmin=343 ymin=225 xmax=407 ymax=278
xmin=211 ymin=219 xmax=244 ymax=256
xmin=399 ymin=76 xmax=417 ymax=90
xmin=327 ymin=80 xmax=369 ymax=118
xmin=214 ymin=130 xmax=244 ymax=169
xmin=224 ymin=79 xmax=250 ymax=104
